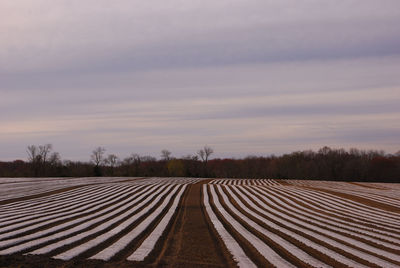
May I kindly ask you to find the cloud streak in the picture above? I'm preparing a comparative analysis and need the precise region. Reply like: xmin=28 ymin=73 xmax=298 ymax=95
xmin=2 ymin=0 xmax=400 ymax=73
xmin=1 ymin=1 xmax=399 ymax=160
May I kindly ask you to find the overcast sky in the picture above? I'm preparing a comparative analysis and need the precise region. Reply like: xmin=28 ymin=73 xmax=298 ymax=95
xmin=1 ymin=0 xmax=400 ymax=161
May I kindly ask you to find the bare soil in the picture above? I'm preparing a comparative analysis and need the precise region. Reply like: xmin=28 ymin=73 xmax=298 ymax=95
xmin=1 ymin=179 xmax=399 ymax=268
xmin=0 ymin=180 xmax=235 ymax=268
xmin=151 ymin=180 xmax=234 ymax=267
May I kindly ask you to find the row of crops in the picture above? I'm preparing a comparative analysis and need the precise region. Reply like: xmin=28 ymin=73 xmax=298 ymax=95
xmin=204 ymin=179 xmax=400 ymax=267
xmin=0 ymin=177 xmax=201 ymax=262
xmin=1 ymin=177 xmax=399 ymax=267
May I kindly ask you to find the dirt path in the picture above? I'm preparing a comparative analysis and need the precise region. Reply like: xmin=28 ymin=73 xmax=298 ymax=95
xmin=0 ymin=180 xmax=235 ymax=268
xmin=153 ymin=180 xmax=234 ymax=267
xmin=2 ymin=178 xmax=399 ymax=267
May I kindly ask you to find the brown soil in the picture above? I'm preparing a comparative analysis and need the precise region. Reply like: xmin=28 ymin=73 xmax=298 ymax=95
xmin=272 ymin=186 xmax=400 ymax=234
xmin=249 ymin=187 xmax=400 ymax=266
xmin=0 ymin=186 xmax=84 ymax=206
xmin=0 ymin=180 xmax=236 ymax=268
xmin=207 ymin=186 xmax=272 ymax=268
xmin=303 ymin=186 xmax=400 ymax=213
xmin=244 ymin=186 xmax=385 ymax=267
xmin=151 ymin=180 xmax=235 ymax=267
xmin=1 ymin=178 xmax=399 ymax=268
xmin=347 ymin=182 xmax=387 ymax=190
xmin=229 ymin=186 xmax=347 ymax=268
xmin=257 ymin=186 xmax=400 ymax=239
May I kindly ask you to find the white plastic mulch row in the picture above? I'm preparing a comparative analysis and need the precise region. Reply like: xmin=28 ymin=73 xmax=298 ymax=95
xmin=0 ymin=185 xmax=147 ymax=250
xmin=254 ymin=185 xmax=400 ymax=244
xmin=0 ymin=184 xmax=140 ymax=239
xmin=0 ymin=177 xmax=127 ymax=202
xmin=225 ymin=185 xmax=367 ymax=268
xmin=130 ymin=177 xmax=202 ymax=185
xmin=91 ymin=185 xmax=186 ymax=261
xmin=209 ymin=179 xmax=282 ymax=186
xmin=0 ymin=183 xmax=123 ymax=213
xmin=0 ymin=181 xmax=106 ymax=205
xmin=277 ymin=186 xmax=396 ymax=225
xmin=0 ymin=184 xmax=128 ymax=227
xmin=0 ymin=184 xmax=123 ymax=218
xmin=201 ymin=185 xmax=256 ymax=268
xmin=54 ymin=184 xmax=181 ymax=260
xmin=327 ymin=189 xmax=400 ymax=209
xmin=0 ymin=185 xmax=125 ymax=224
xmin=269 ymin=186 xmax=400 ymax=234
xmin=0 ymin=184 xmax=104 ymax=212
xmin=1 ymin=178 xmax=195 ymax=262
xmin=205 ymin=179 xmax=400 ymax=267
xmin=208 ymin=185 xmax=296 ymax=268
xmin=237 ymin=186 xmax=400 ymax=267
xmin=0 ymin=184 xmax=70 ymax=202
xmin=279 ymin=186 xmax=400 ymax=227
xmin=127 ymin=184 xmax=185 ymax=261
xmin=291 ymin=186 xmax=400 ymax=221
xmin=0 ymin=183 xmax=133 ymax=223
xmin=323 ymin=183 xmax=400 ymax=208
xmin=287 ymin=180 xmax=400 ymax=202
xmin=253 ymin=186 xmax=400 ymax=247
xmin=24 ymin=184 xmax=168 ymax=256
xmin=0 ymin=179 xmax=181 ymax=215
xmin=0 ymin=187 xmax=98 ymax=220
xmin=215 ymin=185 xmax=329 ymax=268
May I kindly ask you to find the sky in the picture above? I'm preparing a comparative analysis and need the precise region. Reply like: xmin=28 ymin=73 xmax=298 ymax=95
xmin=1 ymin=0 xmax=400 ymax=161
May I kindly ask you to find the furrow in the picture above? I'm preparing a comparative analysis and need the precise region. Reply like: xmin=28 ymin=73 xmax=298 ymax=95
xmin=52 ymin=184 xmax=177 ymax=260
xmin=27 ymin=184 xmax=166 ymax=256
xmin=209 ymin=185 xmax=295 ymax=268
xmin=92 ymin=185 xmax=187 ymax=261
xmin=0 ymin=185 xmax=154 ymax=254
xmin=127 ymin=184 xmax=187 ymax=261
xmin=201 ymin=185 xmax=256 ymax=268
xmin=218 ymin=185 xmax=330 ymax=268
xmin=278 ymin=187 xmax=400 ymax=231
xmin=0 ymin=184 xmax=126 ymax=227
xmin=0 ymin=184 xmax=140 ymax=242
xmin=243 ymin=186 xmax=400 ymax=267
xmin=259 ymin=185 xmax=400 ymax=244
xmin=233 ymin=185 xmax=368 ymax=267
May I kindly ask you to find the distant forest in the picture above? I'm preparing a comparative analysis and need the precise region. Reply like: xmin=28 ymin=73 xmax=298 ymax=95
xmin=0 ymin=145 xmax=399 ymax=182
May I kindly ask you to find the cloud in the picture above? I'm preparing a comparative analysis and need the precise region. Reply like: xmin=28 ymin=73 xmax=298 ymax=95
xmin=1 ymin=0 xmax=400 ymax=73
xmin=1 ymin=1 xmax=400 ymax=160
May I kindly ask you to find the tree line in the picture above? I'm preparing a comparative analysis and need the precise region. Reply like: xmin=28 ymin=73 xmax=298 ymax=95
xmin=0 ymin=145 xmax=399 ymax=182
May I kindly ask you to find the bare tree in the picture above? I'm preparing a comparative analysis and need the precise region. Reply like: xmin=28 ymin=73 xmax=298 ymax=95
xmin=140 ymin=155 xmax=157 ymax=162
xmin=27 ymin=145 xmax=40 ymax=176
xmin=197 ymin=145 xmax=214 ymax=163
xmin=27 ymin=145 xmax=39 ymax=163
xmin=27 ymin=144 xmax=56 ymax=176
xmin=49 ymin=152 xmax=61 ymax=166
xmin=121 ymin=154 xmax=137 ymax=176
xmin=123 ymin=153 xmax=141 ymax=165
xmin=197 ymin=145 xmax=214 ymax=177
xmin=105 ymin=153 xmax=119 ymax=176
xmin=182 ymin=154 xmax=198 ymax=161
xmin=38 ymin=144 xmax=53 ymax=165
xmin=91 ymin=147 xmax=106 ymax=167
xmin=197 ymin=150 xmax=205 ymax=162
xmin=105 ymin=154 xmax=119 ymax=167
xmin=129 ymin=153 xmax=141 ymax=176
xmin=161 ymin=149 xmax=172 ymax=161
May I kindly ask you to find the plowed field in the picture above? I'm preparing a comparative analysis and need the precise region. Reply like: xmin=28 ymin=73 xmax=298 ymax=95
xmin=0 ymin=177 xmax=399 ymax=267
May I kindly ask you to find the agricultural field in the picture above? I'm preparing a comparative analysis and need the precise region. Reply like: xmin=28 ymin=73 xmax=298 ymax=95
xmin=0 ymin=177 xmax=399 ymax=267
